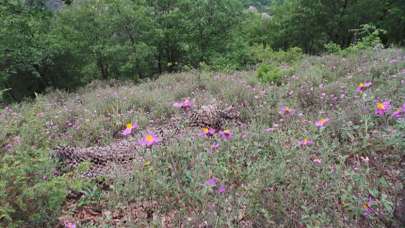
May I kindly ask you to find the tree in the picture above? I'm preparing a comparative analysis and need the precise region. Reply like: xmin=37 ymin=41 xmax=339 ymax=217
xmin=51 ymin=0 xmax=156 ymax=81
xmin=0 ymin=0 xmax=52 ymax=101
xmin=184 ymin=0 xmax=245 ymax=65
xmin=381 ymin=0 xmax=405 ymax=45
xmin=266 ymin=0 xmax=405 ymax=53
xmin=147 ymin=0 xmax=190 ymax=73
xmin=148 ymin=0 xmax=247 ymax=70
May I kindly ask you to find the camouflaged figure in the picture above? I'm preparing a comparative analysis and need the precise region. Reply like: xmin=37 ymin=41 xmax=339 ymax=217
xmin=188 ymin=104 xmax=240 ymax=129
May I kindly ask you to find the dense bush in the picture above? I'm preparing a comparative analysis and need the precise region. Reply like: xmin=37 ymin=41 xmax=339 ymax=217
xmin=253 ymin=47 xmax=302 ymax=84
xmin=324 ymin=42 xmax=342 ymax=54
xmin=323 ymin=25 xmax=387 ymax=56
xmin=257 ymin=63 xmax=283 ymax=84
xmin=250 ymin=46 xmax=303 ymax=64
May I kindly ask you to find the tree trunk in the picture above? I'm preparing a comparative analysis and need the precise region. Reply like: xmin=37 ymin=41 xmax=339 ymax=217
xmin=97 ymin=58 xmax=108 ymax=80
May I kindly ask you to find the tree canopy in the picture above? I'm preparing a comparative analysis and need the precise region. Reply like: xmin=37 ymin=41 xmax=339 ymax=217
xmin=1 ymin=0 xmax=404 ymax=101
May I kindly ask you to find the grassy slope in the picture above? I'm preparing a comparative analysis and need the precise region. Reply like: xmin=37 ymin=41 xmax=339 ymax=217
xmin=1 ymin=48 xmax=404 ymax=227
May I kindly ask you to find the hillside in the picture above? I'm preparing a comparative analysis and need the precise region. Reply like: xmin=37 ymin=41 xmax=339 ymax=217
xmin=1 ymin=48 xmax=404 ymax=227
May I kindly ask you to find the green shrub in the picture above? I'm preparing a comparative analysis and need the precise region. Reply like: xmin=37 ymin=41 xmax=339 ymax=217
xmin=341 ymin=24 xmax=386 ymax=55
xmin=324 ymin=42 xmax=342 ymax=54
xmin=207 ymin=56 xmax=240 ymax=73
xmin=0 ymin=105 xmax=90 ymax=226
xmin=356 ymin=24 xmax=386 ymax=49
xmin=280 ymin=47 xmax=304 ymax=63
xmin=0 ymin=149 xmax=69 ymax=226
xmin=256 ymin=64 xmax=284 ymax=84
xmin=0 ymin=89 xmax=9 ymax=104
xmin=250 ymin=46 xmax=303 ymax=64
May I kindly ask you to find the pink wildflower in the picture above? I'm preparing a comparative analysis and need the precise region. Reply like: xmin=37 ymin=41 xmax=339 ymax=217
xmin=173 ymin=98 xmax=192 ymax=111
xmin=219 ymin=130 xmax=233 ymax=141
xmin=392 ymin=109 xmax=402 ymax=118
xmin=200 ymin=127 xmax=216 ymax=137
xmin=217 ymin=184 xmax=226 ymax=193
xmin=389 ymin=59 xmax=399 ymax=64
xmin=313 ymin=158 xmax=322 ymax=165
xmin=360 ymin=156 xmax=369 ymax=164
xmin=375 ymin=100 xmax=391 ymax=116
xmin=298 ymin=138 xmax=314 ymax=147
xmin=279 ymin=106 xmax=295 ymax=116
xmin=64 ymin=222 xmax=76 ymax=228
xmin=265 ymin=128 xmax=276 ymax=133
xmin=356 ymin=82 xmax=372 ymax=93
xmin=139 ymin=131 xmax=160 ymax=147
xmin=362 ymin=196 xmax=375 ymax=217
xmin=206 ymin=177 xmax=218 ymax=187
xmin=122 ymin=122 xmax=138 ymax=136
xmin=392 ymin=103 xmax=405 ymax=119
xmin=315 ymin=118 xmax=330 ymax=128
xmin=211 ymin=142 xmax=220 ymax=151
xmin=3 ymin=143 xmax=12 ymax=151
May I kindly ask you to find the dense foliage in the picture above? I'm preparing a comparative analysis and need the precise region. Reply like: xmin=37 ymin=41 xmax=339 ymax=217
xmin=1 ymin=0 xmax=404 ymax=101
xmin=265 ymin=0 xmax=405 ymax=53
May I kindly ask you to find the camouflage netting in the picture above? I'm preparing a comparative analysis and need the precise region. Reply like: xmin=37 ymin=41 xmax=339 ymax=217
xmin=53 ymin=104 xmax=241 ymax=177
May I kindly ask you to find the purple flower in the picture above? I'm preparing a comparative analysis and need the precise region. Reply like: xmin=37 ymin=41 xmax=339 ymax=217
xmin=173 ymin=98 xmax=192 ymax=111
xmin=362 ymin=196 xmax=375 ymax=218
xmin=375 ymin=100 xmax=391 ymax=116
xmin=200 ymin=127 xmax=216 ymax=137
xmin=217 ymin=184 xmax=226 ymax=193
xmin=356 ymin=82 xmax=372 ymax=93
xmin=313 ymin=158 xmax=322 ymax=165
xmin=279 ymin=106 xmax=295 ymax=116
xmin=389 ymin=59 xmax=399 ymax=64
xmin=139 ymin=131 xmax=160 ymax=147
xmin=3 ymin=143 xmax=13 ymax=151
xmin=392 ymin=109 xmax=402 ymax=119
xmin=122 ymin=122 xmax=138 ymax=136
xmin=219 ymin=130 xmax=233 ymax=141
xmin=315 ymin=118 xmax=330 ymax=128
xmin=298 ymin=138 xmax=314 ymax=147
xmin=64 ymin=222 xmax=76 ymax=228
xmin=211 ymin=142 xmax=220 ymax=151
xmin=364 ymin=82 xmax=372 ymax=87
xmin=360 ymin=156 xmax=369 ymax=163
xmin=265 ymin=128 xmax=276 ymax=133
xmin=206 ymin=177 xmax=218 ymax=187
xmin=392 ymin=103 xmax=405 ymax=119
